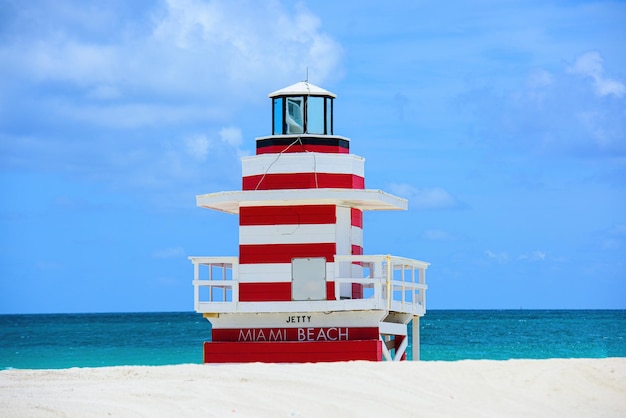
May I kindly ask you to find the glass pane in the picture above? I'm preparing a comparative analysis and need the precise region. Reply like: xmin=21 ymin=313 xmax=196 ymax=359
xmin=273 ymin=98 xmax=283 ymax=134
xmin=326 ymin=98 xmax=333 ymax=135
xmin=286 ymin=97 xmax=304 ymax=134
xmin=307 ymin=96 xmax=324 ymax=134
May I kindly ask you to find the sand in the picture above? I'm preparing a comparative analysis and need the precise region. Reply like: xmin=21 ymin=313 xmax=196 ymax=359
xmin=1 ymin=358 xmax=624 ymax=417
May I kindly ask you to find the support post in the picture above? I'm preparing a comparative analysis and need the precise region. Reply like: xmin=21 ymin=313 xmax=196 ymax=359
xmin=412 ymin=316 xmax=420 ymax=361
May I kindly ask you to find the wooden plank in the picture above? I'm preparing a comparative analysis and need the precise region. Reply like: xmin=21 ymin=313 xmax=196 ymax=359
xmin=239 ymin=243 xmax=336 ymax=264
xmin=257 ymin=145 xmax=349 ymax=154
xmin=203 ymin=340 xmax=382 ymax=363
xmin=237 ymin=263 xmax=292 ymax=283
xmin=238 ymin=282 xmax=291 ymax=302
xmin=212 ymin=327 xmax=380 ymax=342
xmin=242 ymin=153 xmax=364 ymax=177
xmin=242 ymin=173 xmax=364 ymax=191
xmin=351 ymin=208 xmax=363 ymax=227
xmin=326 ymin=281 xmax=335 ymax=300
xmin=237 ymin=281 xmax=336 ymax=302
xmin=240 ymin=205 xmax=336 ymax=226
xmin=239 ymin=224 xmax=336 ymax=245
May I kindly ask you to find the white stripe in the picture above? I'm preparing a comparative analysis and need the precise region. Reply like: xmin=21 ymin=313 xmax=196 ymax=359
xmin=209 ymin=310 xmax=388 ymax=328
xmin=241 ymin=153 xmax=365 ymax=177
xmin=351 ymin=225 xmax=363 ymax=247
xmin=335 ymin=206 xmax=351 ymax=256
xmin=239 ymin=263 xmax=292 ymax=283
xmin=239 ymin=224 xmax=336 ymax=245
xmin=239 ymin=263 xmax=336 ymax=283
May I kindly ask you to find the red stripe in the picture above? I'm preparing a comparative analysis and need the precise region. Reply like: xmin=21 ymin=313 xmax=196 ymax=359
xmin=326 ymin=281 xmax=336 ymax=300
xmin=351 ymin=244 xmax=364 ymax=298
xmin=243 ymin=173 xmax=364 ymax=191
xmin=239 ymin=243 xmax=336 ymax=264
xmin=238 ymin=281 xmax=336 ymax=302
xmin=256 ymin=145 xmax=349 ymax=155
xmin=203 ymin=340 xmax=382 ymax=363
xmin=351 ymin=283 xmax=364 ymax=299
xmin=240 ymin=205 xmax=336 ymax=226
xmin=351 ymin=208 xmax=363 ymax=228
xmin=239 ymin=282 xmax=291 ymax=302
xmin=395 ymin=335 xmax=407 ymax=361
xmin=212 ymin=327 xmax=379 ymax=342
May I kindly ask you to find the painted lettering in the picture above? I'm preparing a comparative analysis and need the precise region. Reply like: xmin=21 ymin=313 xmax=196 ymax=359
xmin=238 ymin=327 xmax=351 ymax=342
xmin=268 ymin=329 xmax=285 ymax=341
xmin=338 ymin=328 xmax=349 ymax=340
xmin=327 ymin=327 xmax=337 ymax=341
xmin=294 ymin=327 xmax=350 ymax=341
xmin=238 ymin=329 xmax=253 ymax=342
xmin=286 ymin=315 xmax=313 ymax=323
xmin=316 ymin=328 xmax=327 ymax=341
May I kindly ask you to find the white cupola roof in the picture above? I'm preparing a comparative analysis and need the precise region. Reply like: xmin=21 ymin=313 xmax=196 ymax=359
xmin=268 ymin=81 xmax=336 ymax=98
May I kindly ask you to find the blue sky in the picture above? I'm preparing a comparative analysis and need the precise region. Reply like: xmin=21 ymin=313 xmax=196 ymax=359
xmin=1 ymin=0 xmax=624 ymax=313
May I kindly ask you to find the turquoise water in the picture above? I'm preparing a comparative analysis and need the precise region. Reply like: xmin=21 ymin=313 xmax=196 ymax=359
xmin=1 ymin=310 xmax=624 ymax=369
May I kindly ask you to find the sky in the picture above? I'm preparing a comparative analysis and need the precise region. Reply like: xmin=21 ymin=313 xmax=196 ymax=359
xmin=1 ymin=0 xmax=625 ymax=313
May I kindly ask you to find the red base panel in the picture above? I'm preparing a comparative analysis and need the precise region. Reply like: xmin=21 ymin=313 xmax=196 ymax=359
xmin=203 ymin=340 xmax=382 ymax=363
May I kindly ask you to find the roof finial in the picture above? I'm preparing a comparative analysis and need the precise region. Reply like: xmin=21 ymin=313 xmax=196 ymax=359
xmin=305 ymin=66 xmax=309 ymax=83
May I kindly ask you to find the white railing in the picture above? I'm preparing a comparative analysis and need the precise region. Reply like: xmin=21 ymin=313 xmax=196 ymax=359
xmin=190 ymin=255 xmax=428 ymax=315
xmin=190 ymin=257 xmax=238 ymax=312
xmin=333 ymin=255 xmax=428 ymax=315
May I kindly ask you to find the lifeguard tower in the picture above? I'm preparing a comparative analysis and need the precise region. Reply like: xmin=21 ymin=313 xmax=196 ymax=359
xmin=190 ymin=81 xmax=429 ymax=362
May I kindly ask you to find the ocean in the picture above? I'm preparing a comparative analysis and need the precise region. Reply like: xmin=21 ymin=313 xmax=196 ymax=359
xmin=1 ymin=310 xmax=624 ymax=369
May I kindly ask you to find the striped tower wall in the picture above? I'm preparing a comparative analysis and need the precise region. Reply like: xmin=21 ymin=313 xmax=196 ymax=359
xmin=238 ymin=152 xmax=364 ymax=302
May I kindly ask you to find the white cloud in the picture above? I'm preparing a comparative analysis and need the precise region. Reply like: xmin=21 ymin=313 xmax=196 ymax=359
xmin=219 ymin=127 xmax=242 ymax=148
xmin=87 ymin=84 xmax=122 ymax=100
xmin=463 ymin=51 xmax=626 ymax=158
xmin=152 ymin=247 xmax=186 ymax=259
xmin=567 ymin=51 xmax=626 ymax=98
xmin=526 ymin=69 xmax=554 ymax=90
xmin=518 ymin=250 xmax=547 ymax=262
xmin=602 ymin=224 xmax=626 ymax=250
xmin=422 ymin=229 xmax=455 ymax=241
xmin=3 ymin=0 xmax=343 ymax=125
xmin=27 ymin=38 xmax=118 ymax=85
xmin=388 ymin=183 xmax=461 ymax=209
xmin=485 ymin=249 xmax=552 ymax=263
xmin=485 ymin=250 xmax=509 ymax=263
xmin=54 ymin=101 xmax=221 ymax=128
xmin=185 ymin=135 xmax=212 ymax=161
xmin=108 ymin=1 xmax=340 ymax=94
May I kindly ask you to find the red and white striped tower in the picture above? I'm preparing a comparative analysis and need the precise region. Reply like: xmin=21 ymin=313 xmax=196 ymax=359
xmin=190 ymin=81 xmax=429 ymax=362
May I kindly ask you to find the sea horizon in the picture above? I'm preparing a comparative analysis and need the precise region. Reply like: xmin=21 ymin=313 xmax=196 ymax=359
xmin=2 ymin=309 xmax=624 ymax=370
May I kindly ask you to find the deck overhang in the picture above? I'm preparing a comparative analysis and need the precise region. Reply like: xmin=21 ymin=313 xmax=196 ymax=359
xmin=196 ymin=188 xmax=408 ymax=214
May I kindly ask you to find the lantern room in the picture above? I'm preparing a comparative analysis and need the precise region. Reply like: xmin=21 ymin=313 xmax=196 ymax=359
xmin=270 ymin=81 xmax=335 ymax=135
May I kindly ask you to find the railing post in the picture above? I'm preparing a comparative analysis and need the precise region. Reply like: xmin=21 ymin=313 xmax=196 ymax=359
xmin=401 ymin=263 xmax=406 ymax=306
xmin=193 ymin=260 xmax=199 ymax=311
xmin=419 ymin=267 xmax=426 ymax=308
xmin=412 ymin=316 xmax=420 ymax=361
xmin=386 ymin=255 xmax=391 ymax=311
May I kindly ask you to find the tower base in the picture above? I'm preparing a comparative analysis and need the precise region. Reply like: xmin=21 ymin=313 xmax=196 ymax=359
xmin=203 ymin=340 xmax=382 ymax=363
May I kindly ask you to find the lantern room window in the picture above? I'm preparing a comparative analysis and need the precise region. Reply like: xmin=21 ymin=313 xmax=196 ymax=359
xmin=272 ymin=95 xmax=333 ymax=135
xmin=286 ymin=97 xmax=304 ymax=134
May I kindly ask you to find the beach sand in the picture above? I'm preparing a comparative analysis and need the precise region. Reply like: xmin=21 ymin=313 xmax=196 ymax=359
xmin=1 ymin=358 xmax=624 ymax=417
